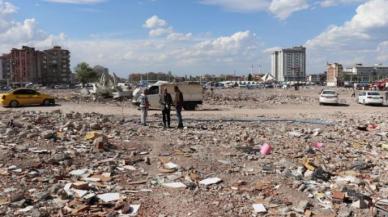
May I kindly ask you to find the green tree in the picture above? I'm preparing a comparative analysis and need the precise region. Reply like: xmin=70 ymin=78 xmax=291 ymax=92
xmin=248 ymin=73 xmax=253 ymax=81
xmin=75 ymin=62 xmax=98 ymax=85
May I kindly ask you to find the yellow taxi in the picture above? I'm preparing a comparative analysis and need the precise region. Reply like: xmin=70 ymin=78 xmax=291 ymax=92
xmin=0 ymin=88 xmax=55 ymax=107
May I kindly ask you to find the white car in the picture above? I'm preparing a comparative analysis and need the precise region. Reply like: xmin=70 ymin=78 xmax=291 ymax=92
xmin=319 ymin=90 xmax=339 ymax=105
xmin=358 ymin=91 xmax=383 ymax=105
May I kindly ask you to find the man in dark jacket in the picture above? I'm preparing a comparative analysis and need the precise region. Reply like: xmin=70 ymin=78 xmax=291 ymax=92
xmin=174 ymin=86 xmax=184 ymax=128
xmin=160 ymin=88 xmax=173 ymax=128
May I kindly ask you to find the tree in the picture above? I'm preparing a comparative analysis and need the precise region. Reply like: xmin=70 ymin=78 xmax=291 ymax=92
xmin=93 ymin=65 xmax=109 ymax=77
xmin=248 ymin=73 xmax=253 ymax=81
xmin=75 ymin=62 xmax=98 ymax=85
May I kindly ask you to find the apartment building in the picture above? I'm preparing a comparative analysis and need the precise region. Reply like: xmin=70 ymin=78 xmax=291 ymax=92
xmin=327 ymin=63 xmax=343 ymax=86
xmin=271 ymin=46 xmax=306 ymax=82
xmin=39 ymin=46 xmax=71 ymax=86
xmin=0 ymin=46 xmax=71 ymax=86
xmin=9 ymin=46 xmax=40 ymax=85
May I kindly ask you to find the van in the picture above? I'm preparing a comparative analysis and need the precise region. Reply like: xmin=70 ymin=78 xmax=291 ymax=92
xmin=133 ymin=81 xmax=203 ymax=110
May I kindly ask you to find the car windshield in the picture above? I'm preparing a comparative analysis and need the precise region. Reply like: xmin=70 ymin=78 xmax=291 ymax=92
xmin=368 ymin=92 xmax=380 ymax=96
xmin=322 ymin=91 xmax=336 ymax=95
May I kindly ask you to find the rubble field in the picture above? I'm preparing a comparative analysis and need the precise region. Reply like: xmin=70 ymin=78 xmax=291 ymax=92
xmin=0 ymin=87 xmax=387 ymax=217
xmin=203 ymin=87 xmax=359 ymax=108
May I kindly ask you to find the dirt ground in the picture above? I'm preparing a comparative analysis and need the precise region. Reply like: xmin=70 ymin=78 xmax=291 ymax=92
xmin=0 ymin=86 xmax=387 ymax=217
xmin=1 ymin=87 xmax=386 ymax=121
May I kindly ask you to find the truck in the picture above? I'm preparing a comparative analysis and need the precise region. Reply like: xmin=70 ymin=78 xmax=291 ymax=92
xmin=132 ymin=81 xmax=203 ymax=110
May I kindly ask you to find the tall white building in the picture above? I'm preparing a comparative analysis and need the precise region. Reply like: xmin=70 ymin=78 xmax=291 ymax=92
xmin=271 ymin=46 xmax=306 ymax=82
xmin=0 ymin=58 xmax=3 ymax=80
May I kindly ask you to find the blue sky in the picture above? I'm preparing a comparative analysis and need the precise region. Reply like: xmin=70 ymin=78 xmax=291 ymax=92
xmin=1 ymin=0 xmax=388 ymax=76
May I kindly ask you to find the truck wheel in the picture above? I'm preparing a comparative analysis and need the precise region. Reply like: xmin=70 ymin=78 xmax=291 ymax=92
xmin=9 ymin=100 xmax=19 ymax=108
xmin=183 ymin=103 xmax=197 ymax=111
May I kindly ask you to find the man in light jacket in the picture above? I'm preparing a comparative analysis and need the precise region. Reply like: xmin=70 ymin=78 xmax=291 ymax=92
xmin=138 ymin=89 xmax=149 ymax=126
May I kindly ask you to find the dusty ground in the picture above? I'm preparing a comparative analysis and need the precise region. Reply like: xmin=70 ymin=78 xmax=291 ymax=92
xmin=1 ymin=87 xmax=386 ymax=121
xmin=0 ymin=87 xmax=387 ymax=217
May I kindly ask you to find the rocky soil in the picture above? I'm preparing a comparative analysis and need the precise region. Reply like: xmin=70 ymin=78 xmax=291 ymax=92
xmin=0 ymin=102 xmax=387 ymax=216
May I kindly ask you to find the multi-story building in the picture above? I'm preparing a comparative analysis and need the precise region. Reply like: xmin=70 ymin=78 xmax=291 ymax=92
xmin=327 ymin=63 xmax=343 ymax=86
xmin=343 ymin=64 xmax=388 ymax=83
xmin=0 ymin=54 xmax=11 ymax=84
xmin=306 ymin=74 xmax=321 ymax=84
xmin=0 ymin=46 xmax=71 ymax=86
xmin=39 ymin=46 xmax=71 ymax=86
xmin=9 ymin=46 xmax=41 ymax=85
xmin=0 ymin=57 xmax=3 ymax=80
xmin=271 ymin=46 xmax=306 ymax=82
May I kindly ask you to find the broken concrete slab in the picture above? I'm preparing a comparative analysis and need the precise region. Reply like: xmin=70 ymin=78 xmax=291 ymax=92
xmin=199 ymin=177 xmax=222 ymax=186
xmin=97 ymin=193 xmax=121 ymax=203
xmin=162 ymin=182 xmax=187 ymax=189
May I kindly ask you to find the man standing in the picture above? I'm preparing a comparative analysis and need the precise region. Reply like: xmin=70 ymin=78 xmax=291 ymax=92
xmin=138 ymin=89 xmax=149 ymax=126
xmin=174 ymin=86 xmax=184 ymax=128
xmin=160 ymin=88 xmax=172 ymax=128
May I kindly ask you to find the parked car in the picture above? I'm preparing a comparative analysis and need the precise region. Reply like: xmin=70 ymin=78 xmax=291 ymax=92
xmin=355 ymin=83 xmax=369 ymax=90
xmin=0 ymin=88 xmax=55 ymax=107
xmin=358 ymin=91 xmax=383 ymax=105
xmin=319 ymin=90 xmax=339 ymax=105
xmin=344 ymin=81 xmax=353 ymax=88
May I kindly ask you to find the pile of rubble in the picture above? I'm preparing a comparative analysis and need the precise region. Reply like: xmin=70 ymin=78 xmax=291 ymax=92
xmin=0 ymin=110 xmax=387 ymax=216
xmin=205 ymin=90 xmax=318 ymax=107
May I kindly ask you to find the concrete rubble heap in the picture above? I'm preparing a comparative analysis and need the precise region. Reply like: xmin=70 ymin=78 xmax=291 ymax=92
xmin=0 ymin=108 xmax=387 ymax=216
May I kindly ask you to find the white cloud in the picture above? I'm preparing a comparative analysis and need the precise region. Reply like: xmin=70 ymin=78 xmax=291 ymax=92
xmin=149 ymin=27 xmax=173 ymax=37
xmin=144 ymin=15 xmax=193 ymax=41
xmin=0 ymin=1 xmax=65 ymax=53
xmin=263 ymin=46 xmax=282 ymax=54
xmin=143 ymin=15 xmax=167 ymax=29
xmin=377 ymin=41 xmax=388 ymax=62
xmin=45 ymin=0 xmax=105 ymax=4
xmin=319 ymin=0 xmax=365 ymax=8
xmin=167 ymin=32 xmax=193 ymax=41
xmin=62 ymin=30 xmax=263 ymax=74
xmin=269 ymin=0 xmax=309 ymax=20
xmin=306 ymin=0 xmax=388 ymax=49
xmin=0 ymin=0 xmax=265 ymax=75
xmin=200 ymin=0 xmax=270 ymax=12
xmin=0 ymin=3 xmax=264 ymax=75
xmin=0 ymin=0 xmax=16 ymax=16
xmin=306 ymin=0 xmax=388 ymax=72
xmin=200 ymin=0 xmax=309 ymax=19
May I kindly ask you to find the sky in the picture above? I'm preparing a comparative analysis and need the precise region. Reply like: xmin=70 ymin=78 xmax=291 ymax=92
xmin=0 ymin=0 xmax=388 ymax=76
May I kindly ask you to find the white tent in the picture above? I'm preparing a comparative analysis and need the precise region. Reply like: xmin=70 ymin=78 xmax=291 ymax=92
xmin=261 ymin=73 xmax=275 ymax=82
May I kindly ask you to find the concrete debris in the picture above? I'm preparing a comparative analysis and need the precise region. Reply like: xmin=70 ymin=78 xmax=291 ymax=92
xmin=69 ymin=169 xmax=89 ymax=177
xmin=252 ymin=204 xmax=267 ymax=213
xmin=162 ymin=182 xmax=187 ymax=189
xmin=293 ymin=200 xmax=310 ymax=213
xmin=199 ymin=177 xmax=222 ymax=186
xmin=0 ymin=86 xmax=387 ymax=216
xmin=351 ymin=199 xmax=369 ymax=209
xmin=164 ymin=162 xmax=179 ymax=170
xmin=97 ymin=193 xmax=121 ymax=203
